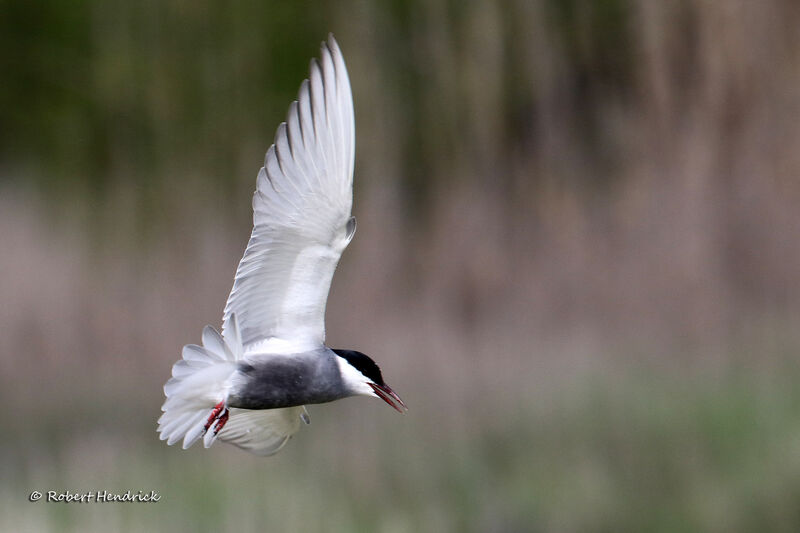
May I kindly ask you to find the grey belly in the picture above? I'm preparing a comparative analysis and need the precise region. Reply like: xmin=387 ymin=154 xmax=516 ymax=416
xmin=227 ymin=355 xmax=344 ymax=410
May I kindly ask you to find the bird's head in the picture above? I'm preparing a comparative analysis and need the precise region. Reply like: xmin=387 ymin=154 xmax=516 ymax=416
xmin=333 ymin=349 xmax=407 ymax=413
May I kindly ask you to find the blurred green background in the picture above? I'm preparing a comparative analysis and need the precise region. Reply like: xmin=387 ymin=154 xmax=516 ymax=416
xmin=3 ymin=1 xmax=800 ymax=531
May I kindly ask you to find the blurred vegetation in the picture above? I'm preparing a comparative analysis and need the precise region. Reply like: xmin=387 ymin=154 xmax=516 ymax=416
xmin=6 ymin=352 xmax=800 ymax=532
xmin=0 ymin=0 xmax=696 ymax=219
xmin=1 ymin=1 xmax=334 ymax=232
xmin=3 ymin=1 xmax=800 ymax=531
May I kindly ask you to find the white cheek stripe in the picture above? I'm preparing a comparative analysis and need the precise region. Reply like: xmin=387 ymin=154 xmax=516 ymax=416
xmin=335 ymin=356 xmax=376 ymax=396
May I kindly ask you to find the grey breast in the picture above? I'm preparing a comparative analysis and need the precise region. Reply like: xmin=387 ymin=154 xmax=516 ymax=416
xmin=227 ymin=348 xmax=345 ymax=410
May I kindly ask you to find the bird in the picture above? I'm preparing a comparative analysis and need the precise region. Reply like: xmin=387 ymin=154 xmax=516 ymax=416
xmin=157 ymin=35 xmax=406 ymax=456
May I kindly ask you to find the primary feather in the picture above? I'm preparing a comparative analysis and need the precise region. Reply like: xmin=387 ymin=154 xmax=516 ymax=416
xmin=222 ymin=36 xmax=355 ymax=348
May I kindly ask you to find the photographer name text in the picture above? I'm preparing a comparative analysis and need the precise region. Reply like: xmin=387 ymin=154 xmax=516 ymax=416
xmin=29 ymin=490 xmax=161 ymax=503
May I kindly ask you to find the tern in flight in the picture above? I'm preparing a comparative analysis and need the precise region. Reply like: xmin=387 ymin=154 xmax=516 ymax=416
xmin=158 ymin=35 xmax=406 ymax=456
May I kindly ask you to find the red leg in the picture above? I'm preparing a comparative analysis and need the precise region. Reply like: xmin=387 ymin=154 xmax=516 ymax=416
xmin=204 ymin=401 xmax=225 ymax=432
xmin=213 ymin=409 xmax=229 ymax=435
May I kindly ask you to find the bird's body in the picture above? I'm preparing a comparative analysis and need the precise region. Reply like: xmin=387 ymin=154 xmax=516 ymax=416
xmin=158 ymin=35 xmax=405 ymax=457
xmin=229 ymin=349 xmax=347 ymax=410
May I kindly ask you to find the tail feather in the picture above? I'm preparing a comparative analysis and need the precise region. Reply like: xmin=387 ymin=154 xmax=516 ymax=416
xmin=201 ymin=325 xmax=233 ymax=361
xmin=158 ymin=313 xmax=308 ymax=455
xmin=182 ymin=414 xmax=208 ymax=449
xmin=161 ymin=409 xmax=206 ymax=446
xmin=157 ymin=315 xmax=242 ymax=448
xmin=182 ymin=343 xmax=223 ymax=363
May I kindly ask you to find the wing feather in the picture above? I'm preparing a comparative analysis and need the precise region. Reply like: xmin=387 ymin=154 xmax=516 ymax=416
xmin=218 ymin=407 xmax=306 ymax=456
xmin=222 ymin=35 xmax=355 ymax=348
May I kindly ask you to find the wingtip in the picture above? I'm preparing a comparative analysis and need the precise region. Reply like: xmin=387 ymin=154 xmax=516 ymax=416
xmin=325 ymin=34 xmax=344 ymax=62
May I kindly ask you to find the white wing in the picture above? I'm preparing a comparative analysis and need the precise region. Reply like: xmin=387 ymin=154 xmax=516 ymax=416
xmin=217 ymin=407 xmax=307 ymax=456
xmin=222 ymin=35 xmax=356 ymax=347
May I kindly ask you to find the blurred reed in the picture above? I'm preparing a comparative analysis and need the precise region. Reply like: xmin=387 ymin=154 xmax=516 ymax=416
xmin=2 ymin=1 xmax=800 ymax=531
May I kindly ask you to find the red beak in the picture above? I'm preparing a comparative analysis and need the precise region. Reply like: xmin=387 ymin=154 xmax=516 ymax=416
xmin=368 ymin=383 xmax=407 ymax=413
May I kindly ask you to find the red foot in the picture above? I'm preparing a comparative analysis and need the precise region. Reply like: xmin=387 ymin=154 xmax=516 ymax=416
xmin=203 ymin=401 xmax=230 ymax=435
xmin=214 ymin=409 xmax=229 ymax=435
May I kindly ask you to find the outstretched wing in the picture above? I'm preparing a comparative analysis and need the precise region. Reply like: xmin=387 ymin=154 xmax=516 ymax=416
xmin=222 ymin=35 xmax=356 ymax=347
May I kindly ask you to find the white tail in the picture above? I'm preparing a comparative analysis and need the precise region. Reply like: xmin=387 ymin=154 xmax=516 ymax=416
xmin=158 ymin=313 xmax=308 ymax=455
xmin=157 ymin=316 xmax=241 ymax=449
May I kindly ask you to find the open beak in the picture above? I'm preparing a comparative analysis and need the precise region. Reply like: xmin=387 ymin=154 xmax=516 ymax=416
xmin=368 ymin=383 xmax=407 ymax=413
